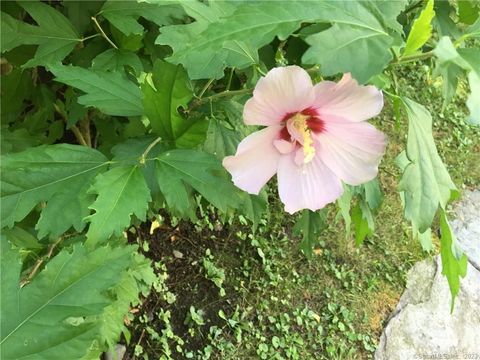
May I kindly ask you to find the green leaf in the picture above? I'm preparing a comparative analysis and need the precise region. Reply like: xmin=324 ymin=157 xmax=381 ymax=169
xmin=155 ymin=149 xmax=241 ymax=214
xmin=403 ymin=0 xmax=435 ymax=56
xmin=143 ymin=60 xmax=195 ymax=142
xmin=92 ymin=49 xmax=143 ymax=75
xmin=303 ymin=23 xmax=393 ymax=83
xmin=466 ymin=71 xmax=480 ymax=125
xmin=0 ymin=240 xmax=135 ymax=359
xmin=157 ymin=1 xmax=402 ymax=80
xmin=1 ymin=127 xmax=45 ymax=154
xmin=363 ymin=178 xmax=383 ymax=211
xmin=95 ymin=252 xmax=155 ymax=350
xmin=351 ymin=203 xmax=374 ymax=246
xmin=439 ymin=209 xmax=468 ymax=311
xmin=204 ymin=117 xmax=241 ymax=159
xmin=48 ymin=64 xmax=143 ymax=117
xmin=99 ymin=0 xmax=184 ymax=36
xmin=293 ymin=209 xmax=327 ymax=258
xmin=86 ymin=166 xmax=151 ymax=244
xmin=1 ymin=144 xmax=108 ymax=231
xmin=398 ymin=98 xmax=457 ymax=233
xmin=433 ymin=1 xmax=461 ymax=39
xmin=240 ymin=191 xmax=268 ymax=231
xmin=1 ymin=68 xmax=32 ymax=124
xmin=433 ymin=38 xmax=480 ymax=118
xmin=1 ymin=2 xmax=81 ymax=67
xmin=2 ymin=227 xmax=43 ymax=250
xmin=337 ymin=186 xmax=352 ymax=238
xmin=416 ymin=228 xmax=434 ymax=252
xmin=458 ymin=0 xmax=480 ymax=25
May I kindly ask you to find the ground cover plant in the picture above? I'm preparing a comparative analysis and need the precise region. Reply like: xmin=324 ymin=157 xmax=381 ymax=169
xmin=1 ymin=0 xmax=479 ymax=359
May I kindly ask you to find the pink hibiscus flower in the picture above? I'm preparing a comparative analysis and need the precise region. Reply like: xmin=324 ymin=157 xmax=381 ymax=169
xmin=223 ymin=66 xmax=386 ymax=214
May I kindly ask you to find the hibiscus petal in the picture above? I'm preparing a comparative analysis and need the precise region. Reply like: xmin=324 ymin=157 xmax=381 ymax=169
xmin=314 ymin=73 xmax=383 ymax=122
xmin=277 ymin=151 xmax=343 ymax=214
xmin=244 ymin=66 xmax=315 ymax=126
xmin=223 ymin=125 xmax=282 ymax=194
xmin=317 ymin=117 xmax=387 ymax=185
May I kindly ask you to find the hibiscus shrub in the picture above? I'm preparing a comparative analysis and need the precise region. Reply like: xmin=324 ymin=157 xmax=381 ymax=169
xmin=1 ymin=0 xmax=479 ymax=358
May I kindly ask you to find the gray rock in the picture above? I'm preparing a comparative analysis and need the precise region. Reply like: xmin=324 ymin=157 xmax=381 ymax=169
xmin=103 ymin=344 xmax=126 ymax=360
xmin=375 ymin=257 xmax=480 ymax=360
xmin=451 ymin=190 xmax=480 ymax=270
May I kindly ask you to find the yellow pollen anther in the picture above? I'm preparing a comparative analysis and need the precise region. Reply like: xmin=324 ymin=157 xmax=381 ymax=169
xmin=292 ymin=113 xmax=315 ymax=164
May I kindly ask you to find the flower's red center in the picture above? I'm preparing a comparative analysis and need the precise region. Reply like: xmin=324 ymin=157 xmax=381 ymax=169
xmin=278 ymin=108 xmax=325 ymax=163
xmin=280 ymin=108 xmax=325 ymax=140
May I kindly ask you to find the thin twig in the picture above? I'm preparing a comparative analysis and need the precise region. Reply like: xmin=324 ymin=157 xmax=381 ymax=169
xmin=197 ymin=78 xmax=215 ymax=99
xmin=80 ymin=116 xmax=92 ymax=147
xmin=53 ymin=103 xmax=89 ymax=146
xmin=21 ymin=238 xmax=63 ymax=287
xmin=70 ymin=125 xmax=89 ymax=146
xmin=226 ymin=67 xmax=235 ymax=91
xmin=140 ymin=137 xmax=163 ymax=164
xmin=91 ymin=16 xmax=118 ymax=49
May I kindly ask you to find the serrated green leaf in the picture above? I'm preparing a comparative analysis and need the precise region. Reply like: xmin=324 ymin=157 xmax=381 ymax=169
xmin=155 ymin=149 xmax=241 ymax=214
xmin=86 ymin=166 xmax=151 ymax=244
xmin=403 ymin=0 xmax=435 ymax=56
xmin=1 ymin=2 xmax=81 ymax=67
xmin=99 ymin=0 xmax=184 ymax=36
xmin=36 ymin=183 xmax=95 ymax=239
xmin=439 ymin=209 xmax=468 ymax=311
xmin=304 ymin=23 xmax=393 ymax=83
xmin=204 ymin=117 xmax=241 ymax=159
xmin=0 ymin=240 xmax=135 ymax=359
xmin=143 ymin=60 xmax=195 ymax=142
xmin=48 ymin=64 xmax=143 ymax=117
xmin=293 ymin=209 xmax=327 ymax=258
xmin=398 ymin=98 xmax=457 ymax=233
xmin=416 ymin=228 xmax=434 ymax=252
xmin=92 ymin=49 xmax=143 ymax=75
xmin=157 ymin=1 xmax=402 ymax=80
xmin=1 ymin=144 xmax=108 ymax=230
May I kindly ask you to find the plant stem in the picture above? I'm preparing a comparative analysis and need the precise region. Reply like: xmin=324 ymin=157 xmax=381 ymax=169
xmin=140 ymin=136 xmax=163 ymax=164
xmin=91 ymin=16 xmax=118 ymax=49
xmin=391 ymin=51 xmax=434 ymax=65
xmin=196 ymin=87 xmax=253 ymax=105
xmin=81 ymin=33 xmax=101 ymax=42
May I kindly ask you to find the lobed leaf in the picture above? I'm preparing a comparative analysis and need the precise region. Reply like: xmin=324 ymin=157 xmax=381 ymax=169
xmin=86 ymin=166 xmax=152 ymax=244
xmin=0 ymin=239 xmax=135 ymax=359
xmin=155 ymin=149 xmax=242 ymax=215
xmin=49 ymin=64 xmax=143 ymax=117
xmin=1 ymin=144 xmax=108 ymax=234
xmin=397 ymin=98 xmax=457 ymax=233
xmin=157 ymin=1 xmax=404 ymax=81
xmin=439 ymin=209 xmax=468 ymax=311
xmin=1 ymin=2 xmax=81 ymax=67
xmin=403 ymin=0 xmax=435 ymax=56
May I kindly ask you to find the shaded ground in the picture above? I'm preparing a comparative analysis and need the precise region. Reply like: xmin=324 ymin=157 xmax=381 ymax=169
xmin=123 ymin=67 xmax=480 ymax=359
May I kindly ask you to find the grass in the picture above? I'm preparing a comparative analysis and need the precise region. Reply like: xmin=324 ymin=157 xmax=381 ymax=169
xmin=124 ymin=65 xmax=479 ymax=360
